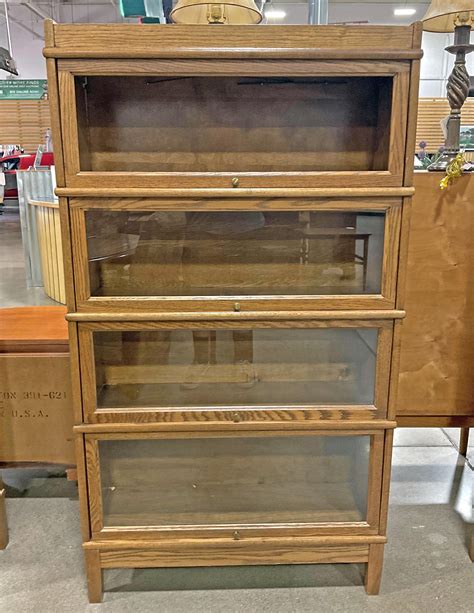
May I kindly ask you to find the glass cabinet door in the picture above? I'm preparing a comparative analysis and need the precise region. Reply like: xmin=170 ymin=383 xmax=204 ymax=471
xmin=79 ymin=322 xmax=392 ymax=422
xmin=85 ymin=209 xmax=386 ymax=298
xmin=72 ymin=200 xmax=401 ymax=310
xmin=74 ymin=76 xmax=392 ymax=175
xmin=60 ymin=64 xmax=409 ymax=187
xmin=93 ymin=433 xmax=373 ymax=531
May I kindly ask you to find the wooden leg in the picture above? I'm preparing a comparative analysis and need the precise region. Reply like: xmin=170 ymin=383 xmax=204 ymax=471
xmin=469 ymin=529 xmax=474 ymax=562
xmin=84 ymin=548 xmax=103 ymax=603
xmin=459 ymin=428 xmax=470 ymax=456
xmin=365 ymin=543 xmax=384 ymax=595
xmin=0 ymin=480 xmax=8 ymax=550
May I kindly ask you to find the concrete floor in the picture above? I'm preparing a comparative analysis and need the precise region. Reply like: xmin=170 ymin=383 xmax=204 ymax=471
xmin=1 ymin=430 xmax=472 ymax=612
xmin=0 ymin=210 xmax=55 ymax=307
xmin=1 ymin=210 xmax=473 ymax=611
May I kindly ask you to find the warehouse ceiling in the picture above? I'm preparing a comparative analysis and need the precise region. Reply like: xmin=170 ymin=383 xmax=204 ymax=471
xmin=0 ymin=0 xmax=431 ymax=33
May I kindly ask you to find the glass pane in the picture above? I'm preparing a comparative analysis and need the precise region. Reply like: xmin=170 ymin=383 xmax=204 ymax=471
xmin=99 ymin=435 xmax=370 ymax=527
xmin=86 ymin=210 xmax=385 ymax=296
xmin=75 ymin=76 xmax=392 ymax=173
xmin=93 ymin=327 xmax=377 ymax=409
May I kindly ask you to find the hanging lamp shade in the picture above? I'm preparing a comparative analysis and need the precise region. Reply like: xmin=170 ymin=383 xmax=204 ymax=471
xmin=422 ymin=0 xmax=474 ymax=32
xmin=170 ymin=0 xmax=262 ymax=24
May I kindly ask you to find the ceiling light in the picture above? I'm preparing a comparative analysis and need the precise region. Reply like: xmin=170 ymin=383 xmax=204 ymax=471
xmin=265 ymin=8 xmax=286 ymax=19
xmin=394 ymin=8 xmax=417 ymax=16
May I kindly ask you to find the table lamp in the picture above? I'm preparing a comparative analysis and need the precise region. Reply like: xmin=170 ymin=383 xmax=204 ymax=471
xmin=170 ymin=0 xmax=262 ymax=23
xmin=422 ymin=1 xmax=474 ymax=170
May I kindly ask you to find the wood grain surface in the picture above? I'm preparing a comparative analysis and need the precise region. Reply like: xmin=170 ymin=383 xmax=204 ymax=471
xmin=0 ymin=306 xmax=68 ymax=353
xmin=397 ymin=173 xmax=474 ymax=417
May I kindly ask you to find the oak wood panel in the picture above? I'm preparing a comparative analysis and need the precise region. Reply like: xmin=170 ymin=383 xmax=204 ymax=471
xmin=365 ymin=543 xmax=384 ymax=595
xmin=397 ymin=173 xmax=474 ymax=417
xmin=67 ymin=311 xmax=405 ymax=322
xmin=68 ymin=197 xmax=403 ymax=210
xmin=45 ymin=19 xmax=66 ymax=188
xmin=403 ymin=26 xmax=422 ymax=188
xmin=397 ymin=416 xmax=474 ymax=428
xmin=58 ymin=187 xmax=415 ymax=198
xmin=84 ymin=548 xmax=102 ymax=603
xmin=84 ymin=534 xmax=387 ymax=549
xmin=98 ymin=544 xmax=369 ymax=568
xmin=47 ymin=23 xmax=420 ymax=55
xmin=75 ymin=434 xmax=92 ymax=542
xmin=58 ymin=58 xmax=410 ymax=76
xmin=0 ymin=306 xmax=67 ymax=353
xmin=76 ymin=421 xmax=396 ymax=433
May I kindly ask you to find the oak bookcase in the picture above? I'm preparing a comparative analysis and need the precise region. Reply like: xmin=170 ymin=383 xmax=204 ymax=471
xmin=44 ymin=20 xmax=422 ymax=601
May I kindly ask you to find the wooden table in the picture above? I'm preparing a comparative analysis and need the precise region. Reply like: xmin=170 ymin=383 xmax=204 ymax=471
xmin=0 ymin=306 xmax=73 ymax=549
xmin=397 ymin=172 xmax=474 ymax=452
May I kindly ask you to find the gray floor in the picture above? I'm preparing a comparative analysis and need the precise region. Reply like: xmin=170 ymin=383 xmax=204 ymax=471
xmin=0 ymin=428 xmax=472 ymax=612
xmin=0 ymin=209 xmax=55 ymax=307
xmin=1 ymin=209 xmax=473 ymax=611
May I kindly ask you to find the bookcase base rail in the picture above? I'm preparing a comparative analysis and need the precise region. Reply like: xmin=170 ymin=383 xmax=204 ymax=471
xmin=83 ymin=537 xmax=386 ymax=602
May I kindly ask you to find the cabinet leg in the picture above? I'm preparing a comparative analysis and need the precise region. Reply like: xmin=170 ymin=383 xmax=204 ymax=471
xmin=365 ymin=543 xmax=384 ymax=595
xmin=459 ymin=428 xmax=469 ymax=457
xmin=0 ymin=481 xmax=8 ymax=550
xmin=84 ymin=548 xmax=103 ymax=603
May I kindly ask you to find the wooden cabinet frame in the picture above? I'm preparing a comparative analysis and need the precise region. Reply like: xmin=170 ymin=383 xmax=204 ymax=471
xmin=68 ymin=197 xmax=403 ymax=312
xmin=45 ymin=20 xmax=422 ymax=601
xmin=77 ymin=319 xmax=394 ymax=424
xmin=83 ymin=429 xmax=386 ymax=540
xmin=57 ymin=61 xmax=410 ymax=190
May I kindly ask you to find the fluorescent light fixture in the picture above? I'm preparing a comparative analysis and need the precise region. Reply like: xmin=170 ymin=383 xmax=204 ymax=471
xmin=265 ymin=8 xmax=286 ymax=19
xmin=393 ymin=7 xmax=416 ymax=16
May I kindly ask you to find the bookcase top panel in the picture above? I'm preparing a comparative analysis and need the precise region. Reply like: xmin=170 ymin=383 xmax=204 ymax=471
xmin=44 ymin=22 xmax=423 ymax=60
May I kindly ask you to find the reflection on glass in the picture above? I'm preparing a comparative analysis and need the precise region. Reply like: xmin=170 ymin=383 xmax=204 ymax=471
xmin=86 ymin=210 xmax=385 ymax=297
xmin=99 ymin=435 xmax=370 ymax=527
xmin=93 ymin=327 xmax=378 ymax=408
xmin=75 ymin=76 xmax=392 ymax=173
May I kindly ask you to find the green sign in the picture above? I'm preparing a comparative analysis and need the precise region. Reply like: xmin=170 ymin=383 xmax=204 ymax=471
xmin=0 ymin=79 xmax=48 ymax=100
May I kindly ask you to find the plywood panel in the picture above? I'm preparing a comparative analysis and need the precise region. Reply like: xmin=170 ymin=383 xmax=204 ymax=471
xmin=397 ymin=172 xmax=474 ymax=417
xmin=0 ymin=100 xmax=51 ymax=151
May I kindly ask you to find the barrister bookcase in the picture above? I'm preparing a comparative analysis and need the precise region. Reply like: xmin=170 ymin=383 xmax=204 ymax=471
xmin=44 ymin=20 xmax=422 ymax=601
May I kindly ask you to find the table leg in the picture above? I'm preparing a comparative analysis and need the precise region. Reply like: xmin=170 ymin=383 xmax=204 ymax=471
xmin=459 ymin=428 xmax=470 ymax=456
xmin=0 ymin=478 xmax=8 ymax=549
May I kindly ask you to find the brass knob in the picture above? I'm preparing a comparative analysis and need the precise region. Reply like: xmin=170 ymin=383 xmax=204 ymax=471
xmin=233 ymin=530 xmax=242 ymax=540
xmin=232 ymin=412 xmax=242 ymax=423
xmin=231 ymin=177 xmax=240 ymax=188
xmin=234 ymin=302 xmax=241 ymax=312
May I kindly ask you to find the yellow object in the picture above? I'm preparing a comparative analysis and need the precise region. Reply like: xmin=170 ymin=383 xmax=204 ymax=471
xmin=440 ymin=153 xmax=466 ymax=189
xmin=29 ymin=199 xmax=66 ymax=304
xmin=170 ymin=0 xmax=262 ymax=24
xmin=422 ymin=0 xmax=474 ymax=32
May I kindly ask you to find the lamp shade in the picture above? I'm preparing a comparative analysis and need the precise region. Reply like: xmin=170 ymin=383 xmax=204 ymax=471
xmin=170 ymin=0 xmax=263 ymax=24
xmin=422 ymin=0 xmax=474 ymax=32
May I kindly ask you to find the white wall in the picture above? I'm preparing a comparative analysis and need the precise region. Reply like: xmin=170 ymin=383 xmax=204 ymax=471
xmin=1 ymin=6 xmax=474 ymax=97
